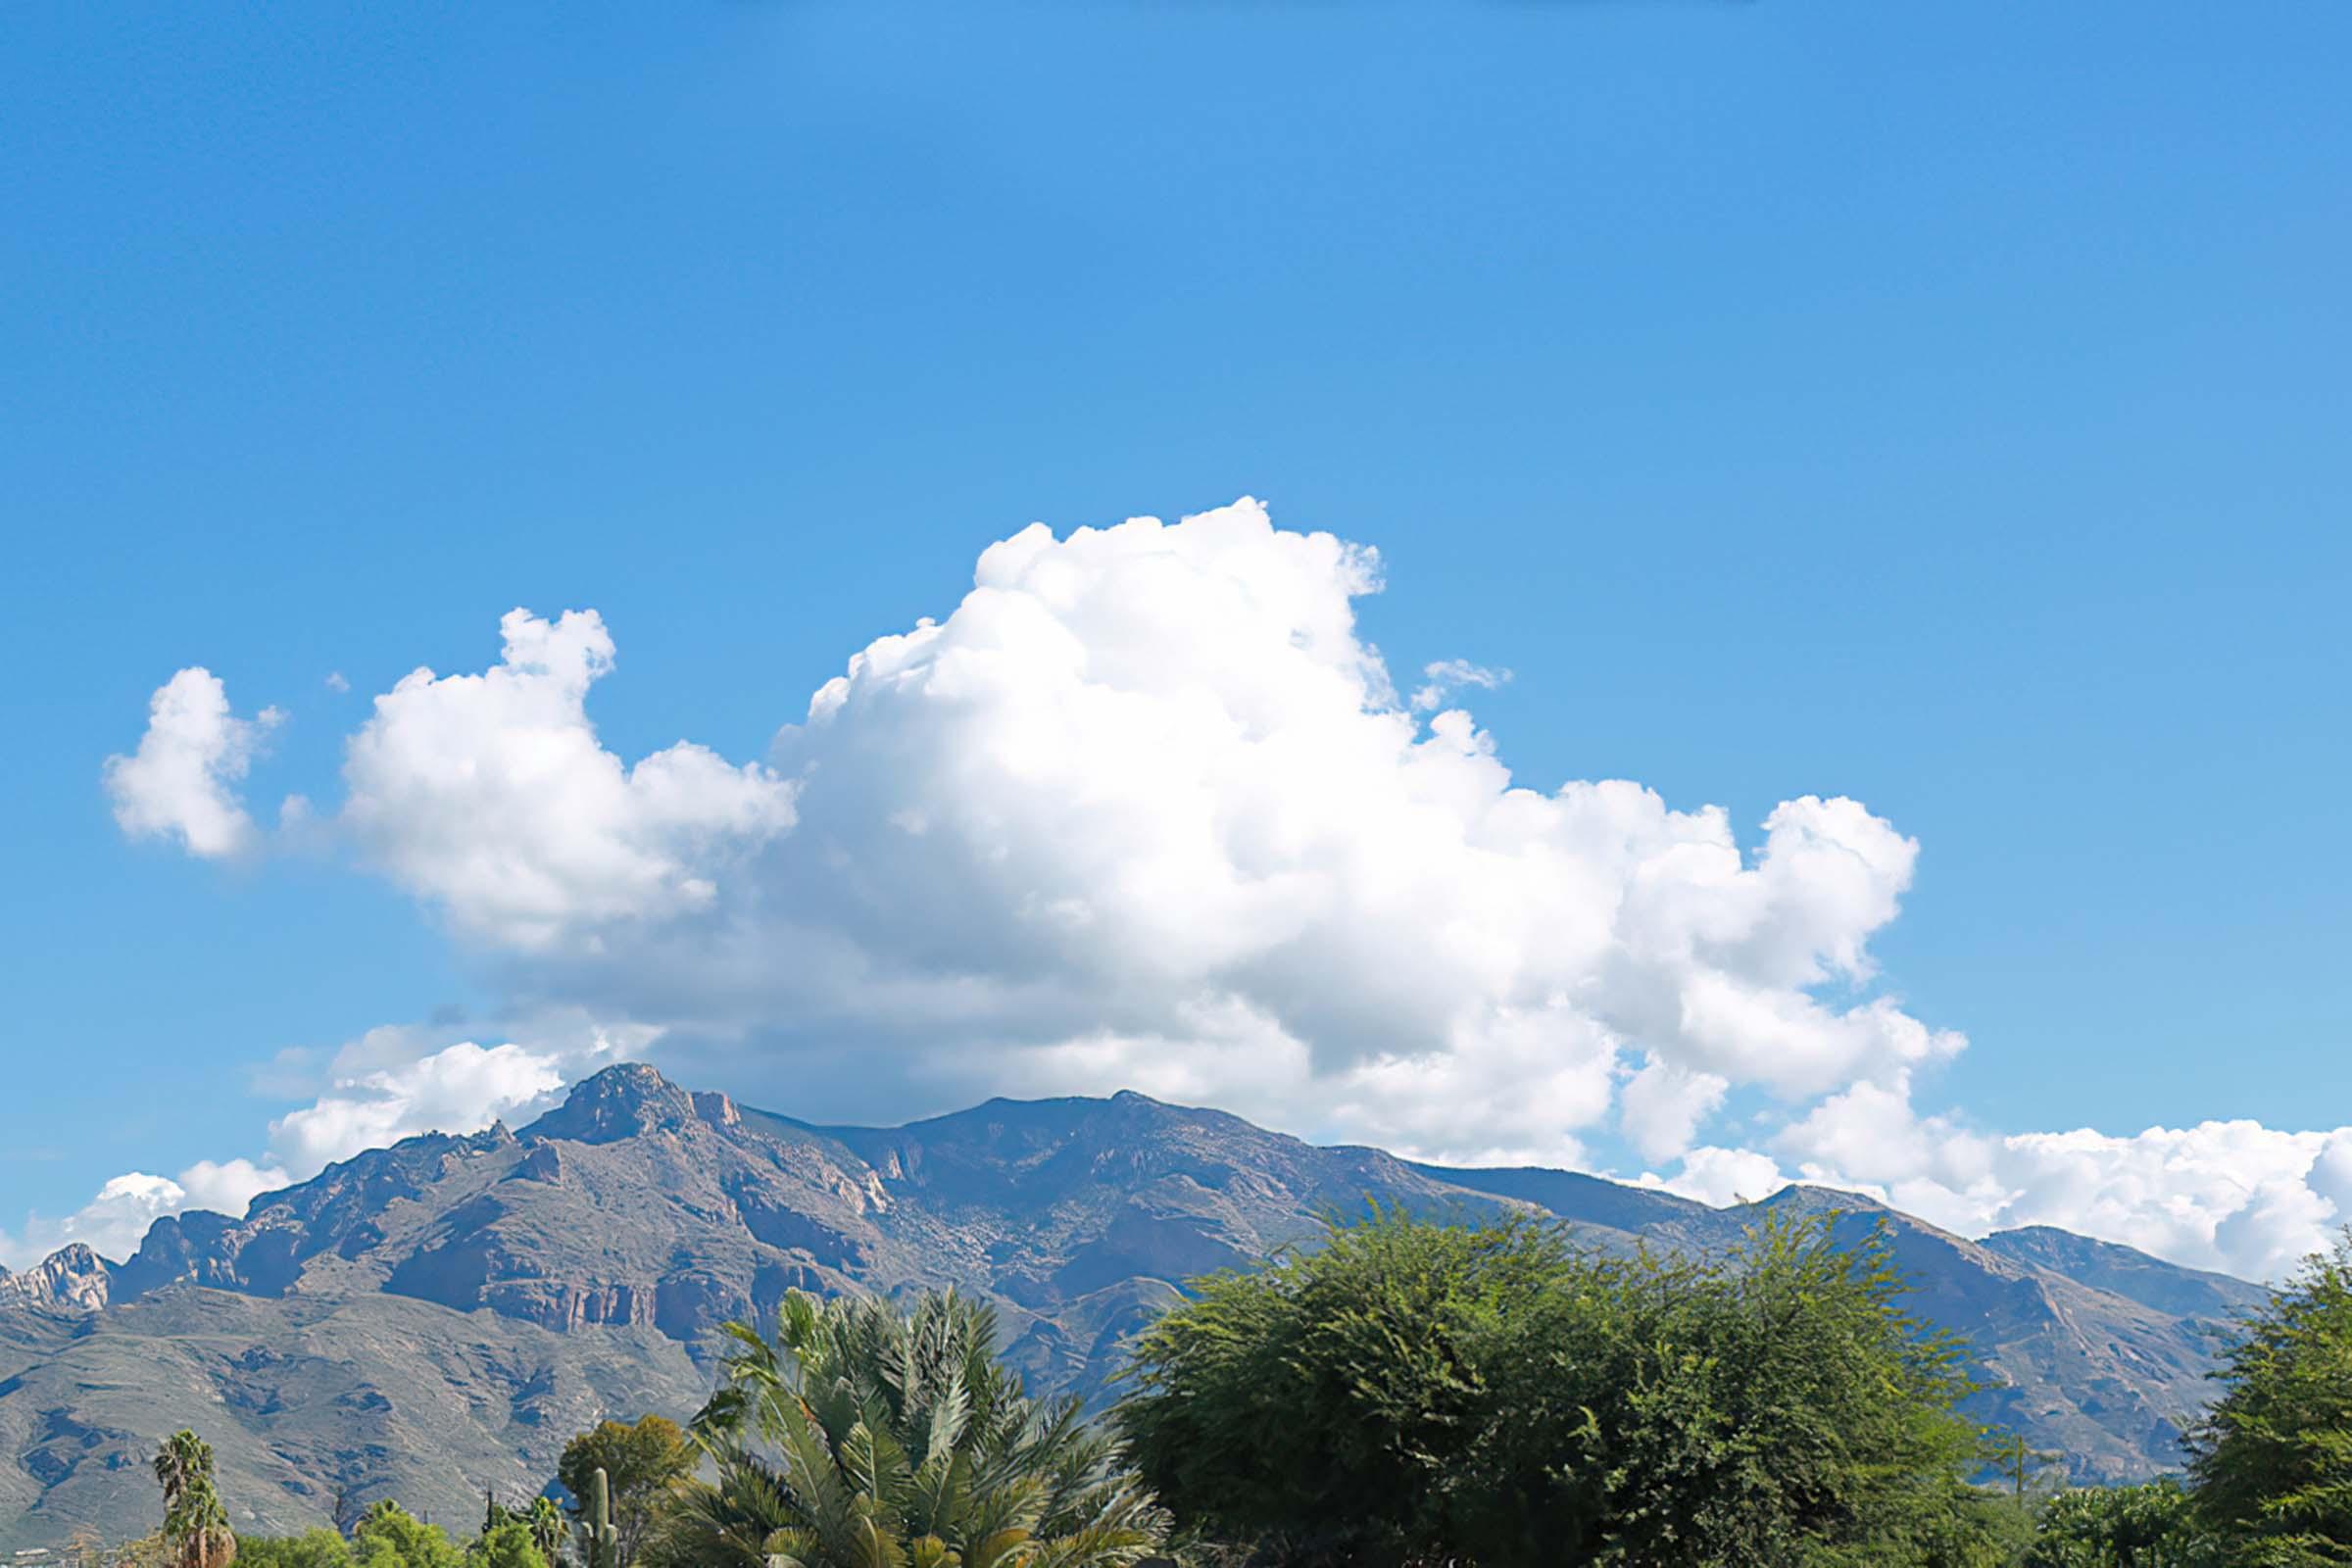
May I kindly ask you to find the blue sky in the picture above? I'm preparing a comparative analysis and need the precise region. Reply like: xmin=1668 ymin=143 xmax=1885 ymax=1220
xmin=3 ymin=0 xmax=2347 ymax=1278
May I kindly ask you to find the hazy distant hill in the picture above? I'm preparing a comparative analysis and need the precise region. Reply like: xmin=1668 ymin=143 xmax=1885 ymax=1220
xmin=0 ymin=1064 xmax=2264 ymax=1546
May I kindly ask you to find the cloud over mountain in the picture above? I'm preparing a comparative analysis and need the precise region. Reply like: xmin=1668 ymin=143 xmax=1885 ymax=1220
xmin=300 ymin=500 xmax=1947 ymax=1170
xmin=79 ymin=498 xmax=2352 ymax=1284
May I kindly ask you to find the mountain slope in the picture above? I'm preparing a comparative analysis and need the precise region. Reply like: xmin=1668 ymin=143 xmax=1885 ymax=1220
xmin=0 ymin=1064 xmax=2266 ymax=1545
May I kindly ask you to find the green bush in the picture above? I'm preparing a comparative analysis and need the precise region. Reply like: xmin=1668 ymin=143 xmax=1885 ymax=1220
xmin=1118 ymin=1204 xmax=2016 ymax=1567
xmin=2024 ymin=1479 xmax=2222 ymax=1566
xmin=351 ymin=1500 xmax=465 ymax=1568
xmin=467 ymin=1521 xmax=548 ymax=1568
xmin=233 ymin=1533 xmax=356 ymax=1568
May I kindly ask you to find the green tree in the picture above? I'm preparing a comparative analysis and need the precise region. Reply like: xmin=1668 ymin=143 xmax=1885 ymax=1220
xmin=648 ymin=1287 xmax=1169 ymax=1568
xmin=350 ymin=1502 xmax=464 ymax=1568
xmin=2188 ymin=1231 xmax=2352 ymax=1565
xmin=233 ymin=1535 xmax=355 ymax=1568
xmin=466 ymin=1523 xmax=546 ymax=1568
xmin=557 ymin=1415 xmax=698 ymax=1565
xmin=2026 ymin=1479 xmax=2223 ymax=1567
xmin=1119 ymin=1204 xmax=2014 ymax=1568
xmin=152 ymin=1430 xmax=237 ymax=1568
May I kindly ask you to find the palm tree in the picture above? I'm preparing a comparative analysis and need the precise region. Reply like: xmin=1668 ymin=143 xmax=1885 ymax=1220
xmin=153 ymin=1430 xmax=209 ymax=1512
xmin=152 ymin=1430 xmax=236 ymax=1568
xmin=650 ymin=1289 xmax=1168 ymax=1568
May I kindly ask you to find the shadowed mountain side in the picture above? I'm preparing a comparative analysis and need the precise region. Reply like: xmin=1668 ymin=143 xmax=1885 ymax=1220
xmin=0 ymin=1291 xmax=705 ymax=1548
xmin=0 ymin=1063 xmax=2271 ymax=1544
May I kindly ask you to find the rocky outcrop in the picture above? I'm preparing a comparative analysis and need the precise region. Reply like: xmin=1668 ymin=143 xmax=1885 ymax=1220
xmin=0 ymin=1244 xmax=110 ymax=1311
xmin=522 ymin=1062 xmax=700 ymax=1144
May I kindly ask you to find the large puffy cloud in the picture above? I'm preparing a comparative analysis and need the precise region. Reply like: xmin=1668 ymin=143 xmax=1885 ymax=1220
xmin=269 ymin=1039 xmax=571 ymax=1177
xmin=295 ymin=500 xmax=1946 ymax=1166
xmin=98 ymin=498 xmax=2352 ymax=1282
xmin=104 ymin=668 xmax=283 ymax=858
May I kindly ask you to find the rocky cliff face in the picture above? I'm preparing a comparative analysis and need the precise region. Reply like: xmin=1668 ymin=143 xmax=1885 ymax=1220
xmin=0 ymin=1244 xmax=111 ymax=1312
xmin=0 ymin=1064 xmax=2271 ymax=1545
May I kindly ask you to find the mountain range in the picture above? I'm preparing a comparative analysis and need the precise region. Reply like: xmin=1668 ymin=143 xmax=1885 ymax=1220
xmin=0 ymin=1063 xmax=2268 ymax=1547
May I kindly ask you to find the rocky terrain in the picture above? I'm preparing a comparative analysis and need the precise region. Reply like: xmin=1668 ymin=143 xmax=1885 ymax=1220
xmin=0 ymin=1064 xmax=2269 ymax=1546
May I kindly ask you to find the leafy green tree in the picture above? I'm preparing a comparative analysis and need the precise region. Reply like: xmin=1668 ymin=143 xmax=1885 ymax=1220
xmin=152 ymin=1430 xmax=237 ymax=1568
xmin=2025 ymin=1479 xmax=2223 ymax=1567
xmin=648 ymin=1287 xmax=1169 ymax=1568
xmin=557 ymin=1416 xmax=698 ymax=1566
xmin=1119 ymin=1204 xmax=2014 ymax=1568
xmin=466 ymin=1523 xmax=546 ymax=1568
xmin=233 ymin=1535 xmax=355 ymax=1568
xmin=1118 ymin=1203 xmax=1569 ymax=1564
xmin=350 ymin=1502 xmax=464 ymax=1568
xmin=2188 ymin=1231 xmax=2352 ymax=1565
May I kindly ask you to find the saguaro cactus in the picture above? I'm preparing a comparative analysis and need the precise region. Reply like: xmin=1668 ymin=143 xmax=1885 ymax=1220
xmin=575 ymin=1465 xmax=618 ymax=1568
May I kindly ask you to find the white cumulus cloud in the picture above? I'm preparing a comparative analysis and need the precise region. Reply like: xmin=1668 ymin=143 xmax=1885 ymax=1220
xmin=269 ymin=1039 xmax=570 ymax=1177
xmin=0 ymin=1158 xmax=288 ymax=1270
xmin=1619 ymin=1056 xmax=1731 ymax=1163
xmin=340 ymin=609 xmax=798 ymax=950
xmin=1676 ymin=1075 xmax=2352 ymax=1281
xmin=104 ymin=667 xmax=283 ymax=858
xmin=102 ymin=497 xmax=2352 ymax=1285
xmin=1650 ymin=1145 xmax=1789 ymax=1208
xmin=285 ymin=499 xmax=1948 ymax=1167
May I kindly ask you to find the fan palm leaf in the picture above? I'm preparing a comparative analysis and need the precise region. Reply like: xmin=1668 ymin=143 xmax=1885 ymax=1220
xmin=651 ymin=1289 xmax=1169 ymax=1568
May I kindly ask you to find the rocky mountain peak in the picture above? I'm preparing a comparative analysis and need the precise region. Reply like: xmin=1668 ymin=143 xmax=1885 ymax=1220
xmin=522 ymin=1061 xmax=704 ymax=1145
xmin=0 ymin=1242 xmax=112 ymax=1311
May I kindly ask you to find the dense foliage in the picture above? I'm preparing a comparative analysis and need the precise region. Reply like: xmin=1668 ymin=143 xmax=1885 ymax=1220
xmin=2188 ymin=1232 xmax=2352 ymax=1565
xmin=349 ymin=1502 xmax=464 ymax=1568
xmin=556 ymin=1417 xmax=695 ymax=1565
xmin=650 ymin=1288 xmax=1170 ymax=1568
xmin=2021 ymin=1480 xmax=2222 ymax=1566
xmin=1118 ymin=1205 xmax=2021 ymax=1567
xmin=231 ymin=1534 xmax=359 ymax=1568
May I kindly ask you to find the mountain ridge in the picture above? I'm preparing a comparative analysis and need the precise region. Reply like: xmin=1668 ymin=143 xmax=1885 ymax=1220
xmin=0 ymin=1063 xmax=2265 ymax=1546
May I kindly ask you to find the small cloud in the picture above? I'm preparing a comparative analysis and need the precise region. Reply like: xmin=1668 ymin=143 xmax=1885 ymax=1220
xmin=325 ymin=671 xmax=350 ymax=693
xmin=103 ymin=668 xmax=284 ymax=859
xmin=1410 ymin=658 xmax=1512 ymax=712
